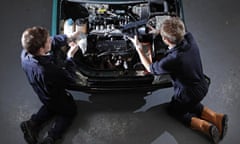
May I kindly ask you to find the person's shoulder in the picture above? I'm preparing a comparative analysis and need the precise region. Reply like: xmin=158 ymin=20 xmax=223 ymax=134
xmin=184 ymin=32 xmax=197 ymax=44
xmin=21 ymin=49 xmax=27 ymax=56
xmin=20 ymin=49 xmax=31 ymax=61
xmin=185 ymin=32 xmax=194 ymax=39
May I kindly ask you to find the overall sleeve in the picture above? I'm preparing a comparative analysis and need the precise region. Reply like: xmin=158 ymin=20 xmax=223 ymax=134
xmin=51 ymin=34 xmax=68 ymax=51
xmin=44 ymin=60 xmax=77 ymax=92
xmin=50 ymin=34 xmax=78 ymax=88
xmin=150 ymin=54 xmax=177 ymax=75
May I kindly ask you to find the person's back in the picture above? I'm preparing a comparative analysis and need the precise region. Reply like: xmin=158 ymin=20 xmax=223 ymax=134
xmin=168 ymin=32 xmax=205 ymax=86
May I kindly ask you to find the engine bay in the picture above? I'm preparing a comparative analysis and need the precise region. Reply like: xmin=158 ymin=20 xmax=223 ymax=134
xmin=58 ymin=0 xmax=171 ymax=73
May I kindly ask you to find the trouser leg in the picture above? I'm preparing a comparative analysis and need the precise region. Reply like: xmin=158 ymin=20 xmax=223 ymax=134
xmin=168 ymin=97 xmax=221 ymax=143
xmin=21 ymin=105 xmax=54 ymax=144
xmin=47 ymin=97 xmax=77 ymax=140
xmin=168 ymin=96 xmax=204 ymax=126
xmin=48 ymin=115 xmax=75 ymax=140
xmin=30 ymin=104 xmax=54 ymax=127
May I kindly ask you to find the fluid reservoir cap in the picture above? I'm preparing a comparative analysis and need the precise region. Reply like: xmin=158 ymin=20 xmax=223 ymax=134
xmin=66 ymin=18 xmax=74 ymax=25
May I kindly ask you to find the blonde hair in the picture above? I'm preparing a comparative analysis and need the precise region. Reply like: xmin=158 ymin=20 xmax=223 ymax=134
xmin=160 ymin=17 xmax=186 ymax=44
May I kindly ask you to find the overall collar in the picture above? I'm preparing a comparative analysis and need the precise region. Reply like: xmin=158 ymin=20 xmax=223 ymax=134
xmin=30 ymin=53 xmax=53 ymax=65
xmin=165 ymin=39 xmax=189 ymax=55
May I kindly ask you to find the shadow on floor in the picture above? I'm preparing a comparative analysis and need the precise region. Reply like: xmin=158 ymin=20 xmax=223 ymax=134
xmin=38 ymin=92 xmax=214 ymax=144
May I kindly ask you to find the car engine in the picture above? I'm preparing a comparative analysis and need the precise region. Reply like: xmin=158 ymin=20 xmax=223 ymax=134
xmin=60 ymin=1 xmax=167 ymax=71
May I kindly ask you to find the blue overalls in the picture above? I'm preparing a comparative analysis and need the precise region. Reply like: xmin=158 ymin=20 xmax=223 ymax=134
xmin=150 ymin=32 xmax=209 ymax=125
xmin=21 ymin=34 xmax=77 ymax=139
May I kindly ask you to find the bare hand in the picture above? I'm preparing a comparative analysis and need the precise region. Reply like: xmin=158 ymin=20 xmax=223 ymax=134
xmin=67 ymin=30 xmax=83 ymax=42
xmin=147 ymin=24 xmax=160 ymax=35
xmin=127 ymin=35 xmax=142 ymax=50
xmin=67 ymin=42 xmax=79 ymax=58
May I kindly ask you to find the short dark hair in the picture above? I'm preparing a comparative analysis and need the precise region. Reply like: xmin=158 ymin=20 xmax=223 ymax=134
xmin=21 ymin=26 xmax=49 ymax=55
xmin=160 ymin=17 xmax=185 ymax=44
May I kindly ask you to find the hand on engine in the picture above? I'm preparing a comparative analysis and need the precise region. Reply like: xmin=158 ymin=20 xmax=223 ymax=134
xmin=67 ymin=42 xmax=79 ymax=58
xmin=127 ymin=35 xmax=143 ymax=51
xmin=147 ymin=24 xmax=160 ymax=35
xmin=67 ymin=30 xmax=83 ymax=42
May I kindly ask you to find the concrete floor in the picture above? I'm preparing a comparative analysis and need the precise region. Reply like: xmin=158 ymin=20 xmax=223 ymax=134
xmin=0 ymin=0 xmax=239 ymax=143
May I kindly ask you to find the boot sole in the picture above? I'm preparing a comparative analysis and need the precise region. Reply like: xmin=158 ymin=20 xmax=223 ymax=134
xmin=220 ymin=114 xmax=228 ymax=139
xmin=209 ymin=125 xmax=220 ymax=144
xmin=20 ymin=122 xmax=37 ymax=144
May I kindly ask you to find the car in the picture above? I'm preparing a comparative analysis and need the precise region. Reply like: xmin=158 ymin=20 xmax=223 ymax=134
xmin=51 ymin=0 xmax=184 ymax=93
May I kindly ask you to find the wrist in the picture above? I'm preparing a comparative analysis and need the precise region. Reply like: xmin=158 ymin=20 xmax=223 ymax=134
xmin=67 ymin=53 xmax=74 ymax=59
xmin=136 ymin=44 xmax=143 ymax=50
xmin=136 ymin=47 xmax=145 ymax=54
xmin=67 ymin=45 xmax=78 ymax=58
xmin=66 ymin=35 xmax=73 ymax=43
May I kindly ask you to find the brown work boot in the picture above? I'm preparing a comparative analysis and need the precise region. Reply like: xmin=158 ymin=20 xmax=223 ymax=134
xmin=201 ymin=107 xmax=228 ymax=139
xmin=191 ymin=117 xmax=220 ymax=144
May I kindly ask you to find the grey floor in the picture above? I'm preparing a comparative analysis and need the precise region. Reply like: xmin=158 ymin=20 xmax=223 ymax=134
xmin=0 ymin=0 xmax=239 ymax=144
